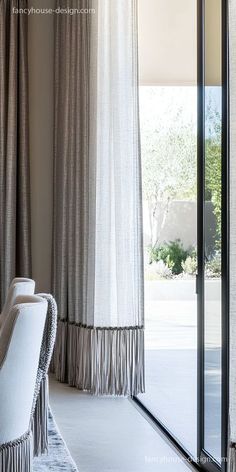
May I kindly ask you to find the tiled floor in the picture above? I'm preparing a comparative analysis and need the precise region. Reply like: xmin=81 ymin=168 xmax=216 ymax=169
xmin=49 ymin=376 xmax=194 ymax=472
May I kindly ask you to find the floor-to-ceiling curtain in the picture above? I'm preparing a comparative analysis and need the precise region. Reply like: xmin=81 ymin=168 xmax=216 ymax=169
xmin=52 ymin=0 xmax=144 ymax=395
xmin=229 ymin=0 xmax=236 ymax=469
xmin=0 ymin=0 xmax=31 ymax=308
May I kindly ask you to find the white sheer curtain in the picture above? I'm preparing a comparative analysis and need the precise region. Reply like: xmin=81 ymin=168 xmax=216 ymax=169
xmin=85 ymin=0 xmax=144 ymax=329
xmin=52 ymin=0 xmax=145 ymax=395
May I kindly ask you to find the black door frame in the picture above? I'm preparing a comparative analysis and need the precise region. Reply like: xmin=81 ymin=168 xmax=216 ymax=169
xmin=197 ymin=0 xmax=229 ymax=470
xmin=221 ymin=1 xmax=230 ymax=470
xmin=133 ymin=1 xmax=229 ymax=471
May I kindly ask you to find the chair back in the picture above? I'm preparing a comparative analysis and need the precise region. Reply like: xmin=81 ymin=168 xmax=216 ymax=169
xmin=0 ymin=295 xmax=47 ymax=445
xmin=0 ymin=278 xmax=35 ymax=327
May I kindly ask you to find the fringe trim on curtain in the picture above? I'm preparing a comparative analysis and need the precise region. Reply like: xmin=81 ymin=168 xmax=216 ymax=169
xmin=0 ymin=430 xmax=33 ymax=472
xmin=51 ymin=320 xmax=145 ymax=396
xmin=31 ymin=375 xmax=49 ymax=457
xmin=229 ymin=442 xmax=236 ymax=471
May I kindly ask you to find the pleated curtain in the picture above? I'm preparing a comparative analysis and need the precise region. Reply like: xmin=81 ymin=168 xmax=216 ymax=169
xmin=0 ymin=0 xmax=31 ymax=309
xmin=52 ymin=0 xmax=145 ymax=395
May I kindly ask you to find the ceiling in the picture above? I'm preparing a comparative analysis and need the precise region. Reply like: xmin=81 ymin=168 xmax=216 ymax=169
xmin=138 ymin=0 xmax=221 ymax=86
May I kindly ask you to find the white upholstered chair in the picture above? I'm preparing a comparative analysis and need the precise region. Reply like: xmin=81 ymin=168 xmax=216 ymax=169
xmin=0 ymin=278 xmax=35 ymax=329
xmin=0 ymin=294 xmax=48 ymax=471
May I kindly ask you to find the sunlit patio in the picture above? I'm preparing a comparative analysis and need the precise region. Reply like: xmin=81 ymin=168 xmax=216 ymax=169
xmin=138 ymin=279 xmax=221 ymax=459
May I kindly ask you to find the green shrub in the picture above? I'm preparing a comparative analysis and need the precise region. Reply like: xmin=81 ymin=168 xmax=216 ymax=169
xmin=145 ymin=260 xmax=173 ymax=280
xmin=150 ymin=239 xmax=190 ymax=275
xmin=205 ymin=252 xmax=221 ymax=277
xmin=149 ymin=242 xmax=221 ymax=278
xmin=181 ymin=255 xmax=197 ymax=275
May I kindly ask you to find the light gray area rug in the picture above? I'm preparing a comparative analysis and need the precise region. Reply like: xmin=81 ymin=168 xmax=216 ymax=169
xmin=34 ymin=411 xmax=78 ymax=471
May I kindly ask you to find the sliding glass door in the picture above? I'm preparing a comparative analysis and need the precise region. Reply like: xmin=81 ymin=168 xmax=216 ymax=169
xmin=198 ymin=0 xmax=229 ymax=470
xmin=138 ymin=84 xmax=198 ymax=456
xmin=137 ymin=0 xmax=198 ymax=458
xmin=203 ymin=0 xmax=222 ymax=464
xmin=135 ymin=0 xmax=229 ymax=470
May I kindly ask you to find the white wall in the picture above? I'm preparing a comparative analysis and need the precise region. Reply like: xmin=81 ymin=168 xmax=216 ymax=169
xmin=28 ymin=0 xmax=55 ymax=292
xmin=205 ymin=0 xmax=222 ymax=85
xmin=143 ymin=200 xmax=216 ymax=251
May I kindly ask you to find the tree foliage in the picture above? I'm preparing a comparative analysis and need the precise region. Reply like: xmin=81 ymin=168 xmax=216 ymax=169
xmin=141 ymin=87 xmax=221 ymax=253
xmin=141 ymin=90 xmax=197 ymax=248
xmin=204 ymin=96 xmax=221 ymax=248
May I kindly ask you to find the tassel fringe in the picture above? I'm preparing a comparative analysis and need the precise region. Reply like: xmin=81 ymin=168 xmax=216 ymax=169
xmin=51 ymin=320 xmax=145 ymax=396
xmin=0 ymin=431 xmax=32 ymax=472
xmin=31 ymin=375 xmax=49 ymax=456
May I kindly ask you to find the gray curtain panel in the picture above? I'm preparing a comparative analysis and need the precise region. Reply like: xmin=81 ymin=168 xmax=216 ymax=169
xmin=52 ymin=0 xmax=145 ymax=395
xmin=229 ymin=0 xmax=236 ymax=468
xmin=0 ymin=0 xmax=31 ymax=308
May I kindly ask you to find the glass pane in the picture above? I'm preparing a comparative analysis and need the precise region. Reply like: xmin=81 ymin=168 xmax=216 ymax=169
xmin=204 ymin=0 xmax=222 ymax=463
xmin=138 ymin=85 xmax=197 ymax=457
xmin=137 ymin=0 xmax=198 ymax=456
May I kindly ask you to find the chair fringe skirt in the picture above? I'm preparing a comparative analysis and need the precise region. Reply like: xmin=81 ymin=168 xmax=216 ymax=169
xmin=0 ymin=430 xmax=33 ymax=472
xmin=31 ymin=374 xmax=49 ymax=456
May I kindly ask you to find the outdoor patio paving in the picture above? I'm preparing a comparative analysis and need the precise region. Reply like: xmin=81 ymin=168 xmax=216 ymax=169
xmin=138 ymin=280 xmax=221 ymax=461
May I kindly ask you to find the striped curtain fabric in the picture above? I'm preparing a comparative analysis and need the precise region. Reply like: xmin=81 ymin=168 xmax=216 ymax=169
xmin=0 ymin=0 xmax=31 ymax=308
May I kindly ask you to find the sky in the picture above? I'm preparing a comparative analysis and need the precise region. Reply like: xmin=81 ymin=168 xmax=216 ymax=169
xmin=139 ymin=86 xmax=221 ymax=138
